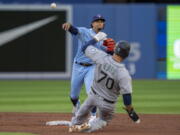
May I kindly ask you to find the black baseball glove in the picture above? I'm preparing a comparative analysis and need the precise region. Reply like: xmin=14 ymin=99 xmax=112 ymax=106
xmin=123 ymin=106 xmax=140 ymax=123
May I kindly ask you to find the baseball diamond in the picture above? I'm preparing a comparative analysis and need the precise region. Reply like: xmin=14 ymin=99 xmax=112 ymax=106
xmin=0 ymin=2 xmax=180 ymax=135
xmin=0 ymin=113 xmax=180 ymax=135
xmin=0 ymin=80 xmax=180 ymax=135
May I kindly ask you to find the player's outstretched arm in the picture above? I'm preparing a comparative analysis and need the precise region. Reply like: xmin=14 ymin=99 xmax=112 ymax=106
xmin=122 ymin=94 xmax=140 ymax=123
xmin=62 ymin=22 xmax=78 ymax=35
xmin=82 ymin=32 xmax=107 ymax=52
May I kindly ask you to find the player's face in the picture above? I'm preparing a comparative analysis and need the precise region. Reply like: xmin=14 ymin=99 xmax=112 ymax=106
xmin=92 ymin=20 xmax=105 ymax=32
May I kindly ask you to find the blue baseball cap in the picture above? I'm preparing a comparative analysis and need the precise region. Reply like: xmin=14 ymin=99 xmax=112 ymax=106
xmin=92 ymin=14 xmax=106 ymax=23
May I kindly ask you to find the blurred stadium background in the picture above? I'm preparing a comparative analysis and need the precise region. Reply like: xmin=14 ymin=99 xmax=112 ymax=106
xmin=0 ymin=0 xmax=180 ymax=114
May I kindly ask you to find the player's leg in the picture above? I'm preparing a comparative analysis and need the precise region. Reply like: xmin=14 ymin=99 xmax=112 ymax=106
xmin=69 ymin=95 xmax=96 ymax=132
xmin=84 ymin=65 xmax=97 ymax=117
xmin=98 ymin=107 xmax=114 ymax=122
xmin=70 ymin=63 xmax=85 ymax=116
xmin=87 ymin=101 xmax=115 ymax=132
xmin=98 ymin=100 xmax=115 ymax=122
xmin=71 ymin=96 xmax=94 ymax=125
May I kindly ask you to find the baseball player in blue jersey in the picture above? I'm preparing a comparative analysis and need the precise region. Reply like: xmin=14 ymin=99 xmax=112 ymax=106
xmin=68 ymin=32 xmax=140 ymax=133
xmin=62 ymin=14 xmax=115 ymax=119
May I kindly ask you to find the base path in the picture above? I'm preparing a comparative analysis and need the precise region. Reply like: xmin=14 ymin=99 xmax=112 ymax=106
xmin=0 ymin=113 xmax=180 ymax=135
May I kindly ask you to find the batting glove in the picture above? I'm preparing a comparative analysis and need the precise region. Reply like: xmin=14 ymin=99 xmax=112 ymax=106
xmin=94 ymin=32 xmax=107 ymax=42
xmin=123 ymin=107 xmax=140 ymax=124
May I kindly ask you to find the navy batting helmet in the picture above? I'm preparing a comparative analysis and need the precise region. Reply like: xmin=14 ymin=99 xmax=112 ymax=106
xmin=114 ymin=40 xmax=130 ymax=59
xmin=92 ymin=14 xmax=106 ymax=23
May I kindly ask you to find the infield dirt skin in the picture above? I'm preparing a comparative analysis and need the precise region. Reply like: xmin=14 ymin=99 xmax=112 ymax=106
xmin=0 ymin=113 xmax=179 ymax=135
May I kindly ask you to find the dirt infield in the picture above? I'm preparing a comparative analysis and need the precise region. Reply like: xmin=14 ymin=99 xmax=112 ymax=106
xmin=0 ymin=113 xmax=180 ymax=135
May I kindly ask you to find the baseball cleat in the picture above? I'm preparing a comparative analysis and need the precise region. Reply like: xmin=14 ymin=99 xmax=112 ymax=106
xmin=69 ymin=125 xmax=78 ymax=133
xmin=78 ymin=123 xmax=91 ymax=132
xmin=69 ymin=123 xmax=90 ymax=133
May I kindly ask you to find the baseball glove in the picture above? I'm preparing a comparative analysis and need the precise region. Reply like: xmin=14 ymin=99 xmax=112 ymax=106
xmin=123 ymin=106 xmax=140 ymax=123
xmin=103 ymin=38 xmax=115 ymax=53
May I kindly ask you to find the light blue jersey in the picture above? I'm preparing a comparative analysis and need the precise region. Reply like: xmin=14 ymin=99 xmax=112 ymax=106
xmin=74 ymin=27 xmax=105 ymax=64
xmin=70 ymin=27 xmax=106 ymax=99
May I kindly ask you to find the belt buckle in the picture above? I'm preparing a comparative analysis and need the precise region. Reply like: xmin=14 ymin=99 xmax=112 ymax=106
xmin=82 ymin=63 xmax=91 ymax=66
xmin=82 ymin=63 xmax=87 ymax=66
xmin=79 ymin=62 xmax=92 ymax=66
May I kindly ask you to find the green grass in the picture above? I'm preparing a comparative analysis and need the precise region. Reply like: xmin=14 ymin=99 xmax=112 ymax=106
xmin=0 ymin=80 xmax=180 ymax=114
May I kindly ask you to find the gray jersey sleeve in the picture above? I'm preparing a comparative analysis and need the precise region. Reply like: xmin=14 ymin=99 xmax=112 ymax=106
xmin=85 ymin=45 xmax=107 ymax=63
xmin=119 ymin=72 xmax=132 ymax=95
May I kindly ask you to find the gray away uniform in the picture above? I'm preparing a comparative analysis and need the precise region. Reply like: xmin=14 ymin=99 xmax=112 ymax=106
xmin=71 ymin=45 xmax=132 ymax=125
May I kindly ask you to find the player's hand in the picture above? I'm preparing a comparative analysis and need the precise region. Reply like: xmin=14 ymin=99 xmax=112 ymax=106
xmin=123 ymin=106 xmax=140 ymax=124
xmin=62 ymin=22 xmax=71 ymax=31
xmin=103 ymin=38 xmax=115 ymax=52
xmin=94 ymin=32 xmax=107 ymax=42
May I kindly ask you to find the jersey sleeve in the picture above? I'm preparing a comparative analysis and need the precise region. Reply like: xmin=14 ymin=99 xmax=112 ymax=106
xmin=85 ymin=45 xmax=107 ymax=63
xmin=76 ymin=27 xmax=90 ymax=43
xmin=77 ymin=27 xmax=87 ymax=35
xmin=119 ymin=74 xmax=132 ymax=95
